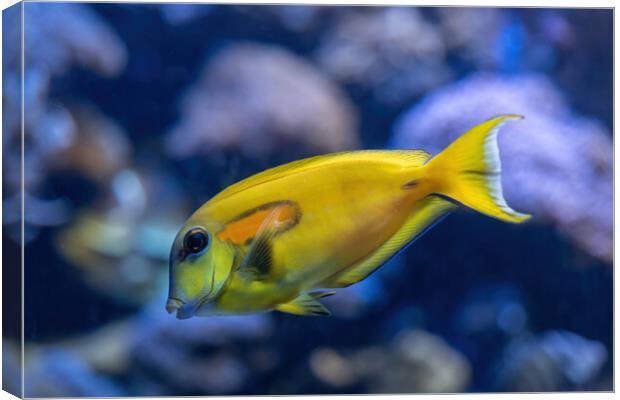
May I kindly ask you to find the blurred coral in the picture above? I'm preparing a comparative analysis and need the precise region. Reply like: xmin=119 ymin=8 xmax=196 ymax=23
xmin=24 ymin=3 xmax=127 ymax=77
xmin=165 ymin=42 xmax=359 ymax=159
xmin=315 ymin=8 xmax=451 ymax=104
xmin=392 ymin=73 xmax=612 ymax=263
xmin=52 ymin=105 xmax=132 ymax=184
xmin=24 ymin=347 xmax=125 ymax=397
xmin=493 ymin=330 xmax=607 ymax=391
xmin=309 ymin=329 xmax=471 ymax=393
xmin=152 ymin=3 xmax=215 ymax=25
xmin=376 ymin=329 xmax=471 ymax=393
xmin=54 ymin=168 xmax=187 ymax=306
xmin=19 ymin=303 xmax=275 ymax=396
xmin=309 ymin=348 xmax=357 ymax=388
xmin=3 ymin=3 xmax=129 ymax=243
xmin=434 ymin=7 xmax=503 ymax=68
xmin=19 ymin=2 xmax=128 ymax=188
xmin=55 ymin=210 xmax=171 ymax=305
xmin=236 ymin=5 xmax=330 ymax=33
xmin=2 ymin=340 xmax=21 ymax=395
xmin=129 ymin=305 xmax=274 ymax=394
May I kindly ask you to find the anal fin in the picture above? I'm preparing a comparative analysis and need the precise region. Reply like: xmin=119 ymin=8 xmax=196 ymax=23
xmin=275 ymin=291 xmax=335 ymax=316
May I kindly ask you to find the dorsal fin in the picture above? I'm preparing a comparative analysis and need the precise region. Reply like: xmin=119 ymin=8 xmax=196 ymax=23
xmin=211 ymin=150 xmax=432 ymax=203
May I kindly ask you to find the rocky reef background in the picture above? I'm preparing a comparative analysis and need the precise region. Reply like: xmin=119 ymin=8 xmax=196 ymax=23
xmin=2 ymin=4 xmax=612 ymax=396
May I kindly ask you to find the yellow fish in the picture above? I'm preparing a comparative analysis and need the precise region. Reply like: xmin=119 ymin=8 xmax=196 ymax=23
xmin=166 ymin=115 xmax=530 ymax=319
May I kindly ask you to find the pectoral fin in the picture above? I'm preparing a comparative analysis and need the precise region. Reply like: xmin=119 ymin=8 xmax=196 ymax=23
xmin=320 ymin=196 xmax=457 ymax=288
xmin=275 ymin=291 xmax=335 ymax=316
xmin=238 ymin=235 xmax=273 ymax=280
xmin=237 ymin=203 xmax=296 ymax=280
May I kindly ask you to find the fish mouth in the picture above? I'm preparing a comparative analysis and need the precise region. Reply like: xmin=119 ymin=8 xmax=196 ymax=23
xmin=172 ymin=295 xmax=213 ymax=320
xmin=169 ymin=267 xmax=223 ymax=319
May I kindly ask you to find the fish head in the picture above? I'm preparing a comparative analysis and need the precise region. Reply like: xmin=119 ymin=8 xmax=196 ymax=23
xmin=166 ymin=220 xmax=236 ymax=319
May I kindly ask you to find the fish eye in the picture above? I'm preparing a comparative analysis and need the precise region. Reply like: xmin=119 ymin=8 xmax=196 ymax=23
xmin=184 ymin=228 xmax=209 ymax=254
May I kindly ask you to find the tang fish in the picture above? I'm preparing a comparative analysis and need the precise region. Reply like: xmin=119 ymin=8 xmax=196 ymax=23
xmin=167 ymin=115 xmax=530 ymax=319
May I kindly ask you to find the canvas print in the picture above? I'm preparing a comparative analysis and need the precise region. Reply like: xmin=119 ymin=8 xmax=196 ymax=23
xmin=2 ymin=2 xmax=613 ymax=397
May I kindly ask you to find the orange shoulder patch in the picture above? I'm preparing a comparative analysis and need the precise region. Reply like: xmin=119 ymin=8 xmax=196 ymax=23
xmin=217 ymin=201 xmax=301 ymax=245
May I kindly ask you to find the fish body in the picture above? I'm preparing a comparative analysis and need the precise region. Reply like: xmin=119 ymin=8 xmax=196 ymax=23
xmin=167 ymin=115 xmax=530 ymax=319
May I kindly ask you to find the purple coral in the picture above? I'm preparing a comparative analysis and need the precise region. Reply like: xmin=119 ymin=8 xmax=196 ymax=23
xmin=3 ymin=3 xmax=129 ymax=242
xmin=391 ymin=73 xmax=612 ymax=263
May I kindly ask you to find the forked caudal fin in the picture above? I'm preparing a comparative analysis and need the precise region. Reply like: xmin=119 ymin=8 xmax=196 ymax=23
xmin=422 ymin=115 xmax=531 ymax=223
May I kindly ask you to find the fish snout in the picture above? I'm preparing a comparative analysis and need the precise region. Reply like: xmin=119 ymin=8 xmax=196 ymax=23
xmin=166 ymin=297 xmax=200 ymax=319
